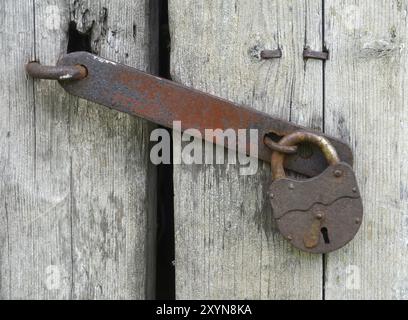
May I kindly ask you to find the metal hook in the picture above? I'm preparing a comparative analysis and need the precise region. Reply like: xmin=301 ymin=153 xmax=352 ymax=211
xmin=303 ymin=47 xmax=329 ymax=61
xmin=264 ymin=135 xmax=298 ymax=154
xmin=26 ymin=61 xmax=87 ymax=81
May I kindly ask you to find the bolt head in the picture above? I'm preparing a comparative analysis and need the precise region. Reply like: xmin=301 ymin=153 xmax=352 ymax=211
xmin=334 ymin=169 xmax=343 ymax=177
xmin=352 ymin=187 xmax=358 ymax=193
xmin=316 ymin=213 xmax=323 ymax=220
xmin=287 ymin=235 xmax=293 ymax=241
xmin=288 ymin=183 xmax=295 ymax=190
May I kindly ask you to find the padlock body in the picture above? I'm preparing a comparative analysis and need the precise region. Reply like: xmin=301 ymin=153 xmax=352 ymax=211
xmin=269 ymin=162 xmax=363 ymax=254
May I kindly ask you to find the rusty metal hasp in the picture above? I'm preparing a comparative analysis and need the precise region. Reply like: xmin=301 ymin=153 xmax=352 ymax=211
xmin=26 ymin=52 xmax=363 ymax=253
xmin=26 ymin=51 xmax=352 ymax=177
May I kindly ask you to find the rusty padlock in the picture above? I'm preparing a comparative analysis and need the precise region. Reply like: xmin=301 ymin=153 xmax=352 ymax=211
xmin=268 ymin=132 xmax=363 ymax=254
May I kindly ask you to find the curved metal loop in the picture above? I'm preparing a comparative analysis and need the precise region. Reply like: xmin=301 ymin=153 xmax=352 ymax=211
xmin=26 ymin=62 xmax=87 ymax=81
xmin=271 ymin=131 xmax=341 ymax=180
xmin=264 ymin=135 xmax=298 ymax=154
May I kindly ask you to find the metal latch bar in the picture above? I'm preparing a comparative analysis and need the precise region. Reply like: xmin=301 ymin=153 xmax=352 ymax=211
xmin=26 ymin=51 xmax=352 ymax=177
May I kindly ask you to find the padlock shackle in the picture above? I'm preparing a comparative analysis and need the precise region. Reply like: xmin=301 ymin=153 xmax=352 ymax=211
xmin=271 ymin=132 xmax=341 ymax=180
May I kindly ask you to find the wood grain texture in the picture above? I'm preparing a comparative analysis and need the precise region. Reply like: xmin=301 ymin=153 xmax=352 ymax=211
xmin=169 ymin=0 xmax=325 ymax=299
xmin=0 ymin=0 xmax=157 ymax=299
xmin=0 ymin=0 xmax=37 ymax=299
xmin=324 ymin=0 xmax=408 ymax=299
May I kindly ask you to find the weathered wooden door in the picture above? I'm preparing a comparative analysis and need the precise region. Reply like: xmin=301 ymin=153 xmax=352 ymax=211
xmin=1 ymin=0 xmax=408 ymax=300
xmin=0 ymin=0 xmax=157 ymax=299
xmin=169 ymin=0 xmax=408 ymax=299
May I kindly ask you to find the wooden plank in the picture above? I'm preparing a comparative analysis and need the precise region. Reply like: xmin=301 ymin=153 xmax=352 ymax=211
xmin=324 ymin=0 xmax=408 ymax=299
xmin=66 ymin=0 xmax=157 ymax=300
xmin=0 ymin=0 xmax=38 ymax=299
xmin=0 ymin=0 xmax=157 ymax=299
xmin=169 ymin=0 xmax=324 ymax=299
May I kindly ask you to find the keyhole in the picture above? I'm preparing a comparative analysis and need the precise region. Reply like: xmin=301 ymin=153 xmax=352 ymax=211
xmin=321 ymin=227 xmax=330 ymax=244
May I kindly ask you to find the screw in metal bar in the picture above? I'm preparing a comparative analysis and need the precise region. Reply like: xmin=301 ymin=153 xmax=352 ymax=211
xmin=26 ymin=61 xmax=87 ymax=81
xmin=303 ymin=47 xmax=329 ymax=61
xmin=260 ymin=48 xmax=282 ymax=60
